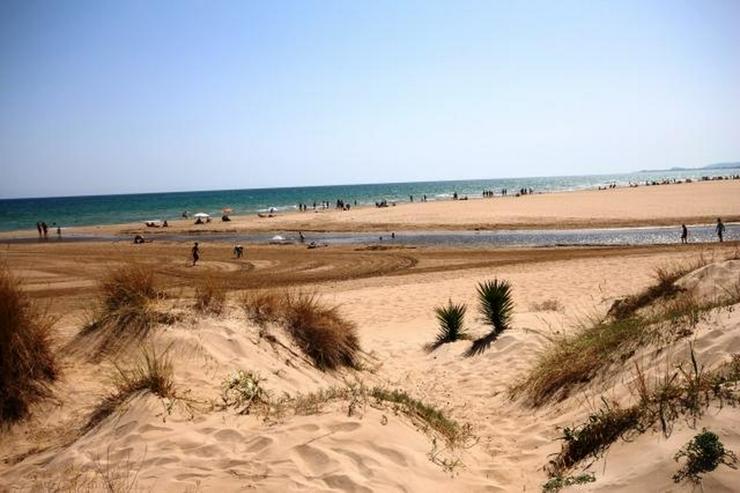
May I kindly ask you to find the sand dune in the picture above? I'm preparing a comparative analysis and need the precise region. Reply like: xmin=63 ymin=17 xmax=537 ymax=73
xmin=2 ymin=243 xmax=740 ymax=491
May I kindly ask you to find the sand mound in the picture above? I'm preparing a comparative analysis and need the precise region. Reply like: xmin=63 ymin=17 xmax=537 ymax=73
xmin=0 ymin=314 xmax=494 ymax=491
xmin=675 ymin=259 xmax=740 ymax=303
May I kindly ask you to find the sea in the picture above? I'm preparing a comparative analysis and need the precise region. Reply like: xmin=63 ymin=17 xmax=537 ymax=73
xmin=1 ymin=168 xmax=738 ymax=236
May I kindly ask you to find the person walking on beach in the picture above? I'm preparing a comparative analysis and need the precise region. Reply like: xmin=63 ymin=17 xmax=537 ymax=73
xmin=680 ymin=224 xmax=688 ymax=244
xmin=191 ymin=242 xmax=200 ymax=266
xmin=41 ymin=222 xmax=48 ymax=239
xmin=716 ymin=218 xmax=725 ymax=242
xmin=36 ymin=222 xmax=42 ymax=238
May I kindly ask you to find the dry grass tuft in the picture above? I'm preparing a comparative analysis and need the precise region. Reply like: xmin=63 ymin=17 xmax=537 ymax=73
xmin=194 ymin=277 xmax=226 ymax=315
xmin=81 ymin=264 xmax=166 ymax=355
xmin=608 ymin=256 xmax=708 ymax=320
xmin=83 ymin=345 xmax=175 ymax=434
xmin=0 ymin=266 xmax=58 ymax=424
xmin=283 ymin=292 xmax=360 ymax=370
xmin=242 ymin=289 xmax=360 ymax=371
xmin=242 ymin=290 xmax=287 ymax=326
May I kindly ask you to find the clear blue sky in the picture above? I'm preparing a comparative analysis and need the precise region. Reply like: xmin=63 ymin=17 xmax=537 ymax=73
xmin=1 ymin=0 xmax=739 ymax=198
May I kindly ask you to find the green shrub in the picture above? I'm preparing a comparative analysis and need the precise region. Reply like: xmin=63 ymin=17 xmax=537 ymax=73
xmin=673 ymin=429 xmax=738 ymax=484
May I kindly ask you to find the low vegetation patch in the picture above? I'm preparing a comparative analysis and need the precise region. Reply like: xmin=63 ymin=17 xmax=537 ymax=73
xmin=427 ymin=300 xmax=469 ymax=351
xmin=541 ymin=473 xmax=595 ymax=492
xmin=0 ymin=266 xmax=58 ymax=424
xmin=673 ymin=429 xmax=738 ymax=484
xmin=466 ymin=279 xmax=514 ymax=356
xmin=517 ymin=259 xmax=740 ymax=405
xmin=194 ymin=276 xmax=226 ymax=315
xmin=220 ymin=370 xmax=269 ymax=414
xmin=546 ymin=350 xmax=740 ymax=477
xmin=83 ymin=345 xmax=175 ymax=434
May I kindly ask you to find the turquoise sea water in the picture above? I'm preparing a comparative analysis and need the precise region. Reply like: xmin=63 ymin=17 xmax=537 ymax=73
xmin=1 ymin=169 xmax=738 ymax=233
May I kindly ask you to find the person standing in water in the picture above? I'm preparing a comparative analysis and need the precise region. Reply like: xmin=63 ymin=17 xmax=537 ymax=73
xmin=680 ymin=224 xmax=688 ymax=244
xmin=191 ymin=242 xmax=200 ymax=266
xmin=716 ymin=218 xmax=726 ymax=242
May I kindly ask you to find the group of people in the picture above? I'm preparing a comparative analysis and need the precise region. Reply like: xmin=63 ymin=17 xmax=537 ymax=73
xmin=680 ymin=218 xmax=727 ymax=244
xmin=35 ymin=221 xmax=61 ymax=239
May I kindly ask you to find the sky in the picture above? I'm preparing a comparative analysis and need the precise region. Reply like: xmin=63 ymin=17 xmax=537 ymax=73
xmin=1 ymin=0 xmax=739 ymax=198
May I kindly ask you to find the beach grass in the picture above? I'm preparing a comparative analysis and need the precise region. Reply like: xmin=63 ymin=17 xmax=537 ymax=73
xmin=0 ymin=265 xmax=57 ymax=424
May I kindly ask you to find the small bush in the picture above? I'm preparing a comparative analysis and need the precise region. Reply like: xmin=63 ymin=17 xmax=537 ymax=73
xmin=242 ymin=290 xmax=286 ymax=326
xmin=283 ymin=292 xmax=360 ymax=370
xmin=673 ymin=429 xmax=738 ymax=484
xmin=220 ymin=370 xmax=269 ymax=414
xmin=194 ymin=277 xmax=226 ymax=315
xmin=0 ymin=266 xmax=57 ymax=423
xmin=428 ymin=301 xmax=469 ymax=351
xmin=466 ymin=279 xmax=514 ymax=356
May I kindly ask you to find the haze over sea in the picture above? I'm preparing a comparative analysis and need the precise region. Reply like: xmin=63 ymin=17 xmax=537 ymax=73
xmin=1 ymin=168 xmax=738 ymax=233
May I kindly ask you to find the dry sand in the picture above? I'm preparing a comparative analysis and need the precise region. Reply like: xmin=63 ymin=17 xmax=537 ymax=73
xmin=3 ymin=180 xmax=738 ymax=239
xmin=1 ymin=181 xmax=740 ymax=491
xmin=2 ymin=238 xmax=740 ymax=491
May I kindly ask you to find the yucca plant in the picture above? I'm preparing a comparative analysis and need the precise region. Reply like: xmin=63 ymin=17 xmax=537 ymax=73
xmin=428 ymin=301 xmax=469 ymax=351
xmin=466 ymin=279 xmax=514 ymax=356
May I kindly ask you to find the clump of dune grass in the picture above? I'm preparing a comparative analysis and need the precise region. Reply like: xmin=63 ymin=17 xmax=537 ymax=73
xmin=466 ymin=279 xmax=514 ymax=356
xmin=608 ymin=256 xmax=709 ymax=320
xmin=517 ymin=258 xmax=740 ymax=405
xmin=194 ymin=276 xmax=226 ymax=315
xmin=283 ymin=292 xmax=360 ymax=370
xmin=242 ymin=290 xmax=287 ymax=326
xmin=549 ymin=401 xmax=642 ymax=474
xmin=81 ymin=264 xmax=171 ymax=355
xmin=242 ymin=290 xmax=360 ymax=371
xmin=547 ymin=350 xmax=740 ymax=477
xmin=83 ymin=345 xmax=175 ymax=434
xmin=518 ymin=316 xmax=649 ymax=404
xmin=427 ymin=301 xmax=469 ymax=351
xmin=0 ymin=266 xmax=58 ymax=424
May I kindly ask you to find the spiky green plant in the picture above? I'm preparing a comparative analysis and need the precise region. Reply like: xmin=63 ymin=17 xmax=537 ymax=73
xmin=466 ymin=279 xmax=514 ymax=356
xmin=428 ymin=301 xmax=469 ymax=351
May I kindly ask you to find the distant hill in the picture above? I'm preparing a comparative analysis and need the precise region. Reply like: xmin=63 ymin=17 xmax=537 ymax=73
xmin=638 ymin=161 xmax=740 ymax=173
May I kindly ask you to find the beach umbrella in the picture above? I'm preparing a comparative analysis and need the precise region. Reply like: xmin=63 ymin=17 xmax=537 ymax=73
xmin=193 ymin=212 xmax=210 ymax=218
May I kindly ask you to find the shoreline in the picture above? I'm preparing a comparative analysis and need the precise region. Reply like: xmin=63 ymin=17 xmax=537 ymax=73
xmin=1 ymin=180 xmax=738 ymax=238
